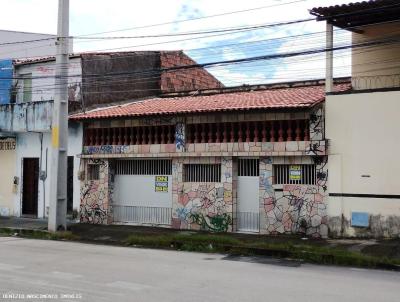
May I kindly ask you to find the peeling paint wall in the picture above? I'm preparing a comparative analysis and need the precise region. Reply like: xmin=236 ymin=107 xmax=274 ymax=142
xmin=15 ymin=57 xmax=81 ymax=103
xmin=0 ymin=101 xmax=53 ymax=133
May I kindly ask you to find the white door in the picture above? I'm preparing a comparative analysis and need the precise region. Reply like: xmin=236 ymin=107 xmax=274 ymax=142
xmin=113 ymin=159 xmax=172 ymax=225
xmin=237 ymin=159 xmax=260 ymax=232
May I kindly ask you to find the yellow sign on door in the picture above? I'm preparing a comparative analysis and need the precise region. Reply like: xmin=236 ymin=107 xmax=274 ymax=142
xmin=289 ymin=165 xmax=301 ymax=180
xmin=155 ymin=176 xmax=169 ymax=192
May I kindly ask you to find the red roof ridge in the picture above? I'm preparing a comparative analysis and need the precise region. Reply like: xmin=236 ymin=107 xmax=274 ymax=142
xmin=70 ymin=81 xmax=351 ymax=121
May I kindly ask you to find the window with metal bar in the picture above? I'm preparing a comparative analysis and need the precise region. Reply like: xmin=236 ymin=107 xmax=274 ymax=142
xmin=183 ymin=164 xmax=221 ymax=182
xmin=115 ymin=159 xmax=172 ymax=175
xmin=273 ymin=164 xmax=316 ymax=185
xmin=238 ymin=158 xmax=259 ymax=176
xmin=87 ymin=164 xmax=100 ymax=180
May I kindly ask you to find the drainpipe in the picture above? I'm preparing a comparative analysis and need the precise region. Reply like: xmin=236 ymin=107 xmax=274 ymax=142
xmin=326 ymin=22 xmax=334 ymax=93
xmin=38 ymin=132 xmax=44 ymax=218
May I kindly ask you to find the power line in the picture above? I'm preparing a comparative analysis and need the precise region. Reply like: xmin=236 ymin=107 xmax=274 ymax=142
xmin=76 ymin=0 xmax=307 ymax=37
xmin=5 ymin=43 xmax=400 ymax=93
xmin=0 ymin=0 xmax=306 ymax=48
xmin=4 ymin=36 xmax=399 ymax=83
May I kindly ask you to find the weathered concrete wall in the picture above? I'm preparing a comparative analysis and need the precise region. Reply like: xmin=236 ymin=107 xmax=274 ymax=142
xmin=81 ymin=52 xmax=161 ymax=108
xmin=15 ymin=57 xmax=82 ymax=103
xmin=326 ymin=90 xmax=400 ymax=238
xmin=0 ymin=101 xmax=53 ymax=133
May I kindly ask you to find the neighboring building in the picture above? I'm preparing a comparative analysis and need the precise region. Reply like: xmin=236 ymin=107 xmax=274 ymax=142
xmin=0 ymin=30 xmax=65 ymax=60
xmin=310 ymin=0 xmax=400 ymax=237
xmin=70 ymin=79 xmax=350 ymax=237
xmin=0 ymin=29 xmax=64 ymax=217
xmin=0 ymin=51 xmax=223 ymax=218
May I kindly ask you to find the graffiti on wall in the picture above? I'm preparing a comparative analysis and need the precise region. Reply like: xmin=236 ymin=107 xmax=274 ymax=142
xmin=172 ymin=157 xmax=233 ymax=232
xmin=84 ymin=145 xmax=129 ymax=155
xmin=174 ymin=184 xmax=231 ymax=232
xmin=175 ymin=123 xmax=185 ymax=151
xmin=80 ymin=159 xmax=109 ymax=224
xmin=307 ymin=106 xmax=325 ymax=156
xmin=309 ymin=107 xmax=324 ymax=141
xmin=260 ymin=156 xmax=328 ymax=237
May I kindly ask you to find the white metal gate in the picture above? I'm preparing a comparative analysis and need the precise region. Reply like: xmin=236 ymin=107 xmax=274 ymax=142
xmin=113 ymin=159 xmax=172 ymax=225
xmin=237 ymin=158 xmax=260 ymax=232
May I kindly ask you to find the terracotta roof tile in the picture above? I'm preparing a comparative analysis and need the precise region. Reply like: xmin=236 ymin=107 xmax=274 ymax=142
xmin=70 ymin=83 xmax=351 ymax=120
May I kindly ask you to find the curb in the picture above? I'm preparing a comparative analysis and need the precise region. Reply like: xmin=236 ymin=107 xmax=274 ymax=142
xmin=1 ymin=227 xmax=400 ymax=272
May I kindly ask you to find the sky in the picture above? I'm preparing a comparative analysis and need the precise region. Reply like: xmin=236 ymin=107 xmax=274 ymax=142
xmin=0 ymin=0 xmax=356 ymax=86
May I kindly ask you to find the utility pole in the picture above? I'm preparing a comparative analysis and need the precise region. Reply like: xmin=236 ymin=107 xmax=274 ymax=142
xmin=48 ymin=0 xmax=69 ymax=232
xmin=325 ymin=21 xmax=333 ymax=93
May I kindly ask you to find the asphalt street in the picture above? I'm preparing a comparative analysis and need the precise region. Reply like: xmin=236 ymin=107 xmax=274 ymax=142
xmin=0 ymin=237 xmax=399 ymax=302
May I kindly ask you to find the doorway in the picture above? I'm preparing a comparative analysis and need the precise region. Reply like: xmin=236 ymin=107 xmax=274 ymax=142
xmin=237 ymin=158 xmax=260 ymax=233
xmin=22 ymin=158 xmax=39 ymax=216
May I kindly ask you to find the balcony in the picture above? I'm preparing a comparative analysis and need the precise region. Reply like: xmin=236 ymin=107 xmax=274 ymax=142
xmin=0 ymin=101 xmax=53 ymax=133
xmin=81 ymin=118 xmax=324 ymax=157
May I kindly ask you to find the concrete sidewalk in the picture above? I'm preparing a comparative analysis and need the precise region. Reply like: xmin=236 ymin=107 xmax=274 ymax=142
xmin=1 ymin=217 xmax=400 ymax=269
xmin=0 ymin=216 xmax=76 ymax=230
xmin=0 ymin=216 xmax=49 ymax=230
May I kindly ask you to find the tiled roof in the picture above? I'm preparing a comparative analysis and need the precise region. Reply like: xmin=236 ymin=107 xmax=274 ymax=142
xmin=13 ymin=50 xmax=186 ymax=66
xmin=70 ymin=83 xmax=351 ymax=120
xmin=309 ymin=0 xmax=400 ymax=29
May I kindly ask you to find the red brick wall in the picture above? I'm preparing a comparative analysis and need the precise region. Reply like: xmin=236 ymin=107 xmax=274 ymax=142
xmin=160 ymin=51 xmax=224 ymax=92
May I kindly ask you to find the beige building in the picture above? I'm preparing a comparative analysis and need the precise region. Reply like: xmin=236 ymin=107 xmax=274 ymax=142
xmin=311 ymin=0 xmax=400 ymax=237
xmin=0 ymin=137 xmax=16 ymax=216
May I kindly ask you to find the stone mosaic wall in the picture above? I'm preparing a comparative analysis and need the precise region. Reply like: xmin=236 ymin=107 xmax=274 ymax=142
xmin=171 ymin=157 xmax=234 ymax=232
xmin=82 ymin=141 xmax=315 ymax=158
xmin=80 ymin=159 xmax=112 ymax=224
xmin=259 ymin=156 xmax=329 ymax=238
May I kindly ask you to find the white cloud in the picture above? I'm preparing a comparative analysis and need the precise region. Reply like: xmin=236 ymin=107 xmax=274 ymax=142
xmin=0 ymin=0 xmax=356 ymax=84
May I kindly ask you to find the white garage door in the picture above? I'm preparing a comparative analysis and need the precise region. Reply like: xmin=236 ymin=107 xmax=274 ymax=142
xmin=237 ymin=158 xmax=260 ymax=233
xmin=113 ymin=159 xmax=172 ymax=225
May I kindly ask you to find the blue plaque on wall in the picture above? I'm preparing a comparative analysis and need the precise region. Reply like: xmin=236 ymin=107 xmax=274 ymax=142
xmin=351 ymin=212 xmax=369 ymax=227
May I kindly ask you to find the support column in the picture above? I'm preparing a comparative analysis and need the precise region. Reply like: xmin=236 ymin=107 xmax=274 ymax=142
xmin=326 ymin=22 xmax=334 ymax=93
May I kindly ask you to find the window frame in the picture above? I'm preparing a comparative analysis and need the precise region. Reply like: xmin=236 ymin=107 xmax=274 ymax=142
xmin=273 ymin=164 xmax=316 ymax=185
xmin=183 ymin=164 xmax=221 ymax=182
